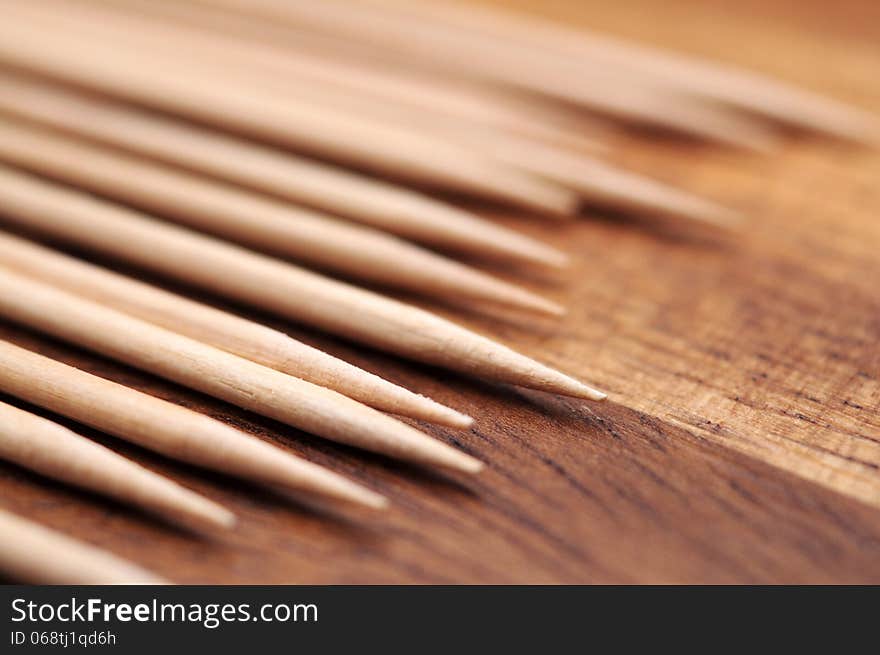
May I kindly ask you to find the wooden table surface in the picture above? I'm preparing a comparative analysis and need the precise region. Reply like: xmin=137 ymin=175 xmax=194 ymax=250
xmin=1 ymin=0 xmax=879 ymax=584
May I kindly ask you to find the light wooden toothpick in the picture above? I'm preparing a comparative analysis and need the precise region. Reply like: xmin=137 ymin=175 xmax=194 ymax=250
xmin=383 ymin=0 xmax=880 ymax=142
xmin=0 ymin=340 xmax=389 ymax=509
xmin=0 ymin=507 xmax=169 ymax=585
xmin=40 ymin=0 xmax=606 ymax=159
xmin=186 ymin=66 xmax=738 ymax=227
xmin=0 ymin=118 xmax=563 ymax=316
xmin=0 ymin=267 xmax=484 ymax=475
xmin=478 ymin=142 xmax=741 ymax=227
xmin=0 ymin=230 xmax=472 ymax=428
xmin=67 ymin=0 xmax=604 ymax=153
xmin=0 ymin=400 xmax=235 ymax=531
xmin=187 ymin=0 xmax=777 ymax=149
xmin=20 ymin=0 xmax=758 ymax=227
xmin=0 ymin=165 xmax=606 ymax=401
xmin=0 ymin=8 xmax=578 ymax=215
xmin=0 ymin=72 xmax=567 ymax=268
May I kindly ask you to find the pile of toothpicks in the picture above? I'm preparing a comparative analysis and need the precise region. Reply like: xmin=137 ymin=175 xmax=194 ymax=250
xmin=0 ymin=0 xmax=875 ymax=584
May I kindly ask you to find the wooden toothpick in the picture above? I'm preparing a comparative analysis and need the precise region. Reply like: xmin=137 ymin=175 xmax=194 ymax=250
xmin=0 ymin=340 xmax=389 ymax=509
xmin=0 ymin=72 xmax=567 ymax=268
xmin=0 ymin=7 xmax=579 ymax=215
xmin=0 ymin=507 xmax=169 ymax=584
xmin=48 ymin=0 xmax=603 ymax=154
xmin=387 ymin=0 xmax=880 ymax=142
xmin=0 ymin=400 xmax=236 ymax=531
xmin=0 ymin=268 xmax=484 ymax=475
xmin=487 ymin=144 xmax=741 ymax=227
xmin=0 ymin=118 xmax=563 ymax=316
xmin=0 ymin=165 xmax=606 ymax=401
xmin=187 ymin=67 xmax=739 ymax=227
xmin=0 ymin=230 xmax=472 ymax=429
xmin=186 ymin=0 xmax=777 ymax=149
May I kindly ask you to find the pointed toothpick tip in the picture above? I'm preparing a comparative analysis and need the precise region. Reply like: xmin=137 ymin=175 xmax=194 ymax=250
xmin=404 ymin=398 xmax=474 ymax=428
xmin=213 ymin=507 xmax=239 ymax=530
xmin=433 ymin=407 xmax=475 ymax=429
xmin=459 ymin=454 xmax=486 ymax=474
xmin=542 ymin=249 xmax=571 ymax=269
xmin=532 ymin=296 xmax=567 ymax=317
xmin=434 ymin=445 xmax=485 ymax=474
xmin=354 ymin=487 xmax=391 ymax=510
xmin=369 ymin=494 xmax=392 ymax=510
xmin=269 ymin=455 xmax=393 ymax=510
xmin=472 ymin=273 xmax=567 ymax=316
xmin=537 ymin=365 xmax=608 ymax=401
xmin=686 ymin=201 xmax=745 ymax=230
xmin=857 ymin=116 xmax=880 ymax=144
xmin=590 ymin=389 xmax=609 ymax=402
xmin=501 ymin=238 xmax=570 ymax=268
xmin=562 ymin=379 xmax=608 ymax=401
xmin=318 ymin=471 xmax=390 ymax=509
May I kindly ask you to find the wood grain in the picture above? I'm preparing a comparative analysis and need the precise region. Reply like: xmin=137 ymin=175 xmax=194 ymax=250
xmin=0 ymin=0 xmax=878 ymax=583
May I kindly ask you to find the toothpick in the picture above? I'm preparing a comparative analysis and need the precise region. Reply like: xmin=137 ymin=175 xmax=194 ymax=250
xmin=0 ymin=507 xmax=169 ymax=584
xmin=0 ymin=268 xmax=484 ymax=475
xmin=0 ymin=340 xmax=389 ymax=509
xmin=452 ymin=133 xmax=740 ymax=227
xmin=0 ymin=400 xmax=235 ymax=531
xmin=0 ymin=8 xmax=578 ymax=215
xmin=187 ymin=65 xmax=738 ymax=227
xmin=0 ymin=230 xmax=472 ymax=428
xmin=0 ymin=118 xmax=562 ymax=316
xmin=0 ymin=165 xmax=606 ymax=401
xmin=188 ymin=0 xmax=777 ymax=149
xmin=30 ymin=0 xmax=776 ymax=151
xmin=386 ymin=0 xmax=880 ymax=142
xmin=41 ymin=0 xmax=606 ymax=154
xmin=0 ymin=72 xmax=567 ymax=267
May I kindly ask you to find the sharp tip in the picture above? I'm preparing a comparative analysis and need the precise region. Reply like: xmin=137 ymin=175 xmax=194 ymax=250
xmin=393 ymin=433 xmax=484 ymax=473
xmin=684 ymin=202 xmax=744 ymax=229
xmin=133 ymin=575 xmax=174 ymax=586
xmin=614 ymin=173 xmax=745 ymax=229
xmin=555 ymin=192 xmax=583 ymax=218
xmin=423 ymin=400 xmax=474 ymax=428
xmin=437 ymin=447 xmax=485 ymax=474
xmin=216 ymin=510 xmax=239 ymax=529
xmin=459 ymin=455 xmax=486 ymax=474
xmin=504 ymin=243 xmax=570 ymax=268
xmin=268 ymin=476 xmax=389 ymax=510
xmin=206 ymin=502 xmax=239 ymax=530
xmin=472 ymin=276 xmax=565 ymax=317
xmin=842 ymin=116 xmax=880 ymax=144
xmin=487 ymin=242 xmax=570 ymax=269
xmin=489 ymin=280 xmax=566 ymax=316
xmin=708 ymin=208 xmax=744 ymax=228
xmin=541 ymin=368 xmax=608 ymax=401
xmin=392 ymin=393 xmax=473 ymax=428
xmin=525 ymin=184 xmax=581 ymax=218
xmin=523 ymin=296 xmax=566 ymax=317
xmin=543 ymin=251 xmax=571 ymax=268
xmin=313 ymin=478 xmax=390 ymax=511
xmin=361 ymin=490 xmax=391 ymax=510
xmin=189 ymin=505 xmax=237 ymax=533
xmin=435 ymin=410 xmax=475 ymax=429
xmin=787 ymin=101 xmax=880 ymax=143
xmin=737 ymin=131 xmax=781 ymax=154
